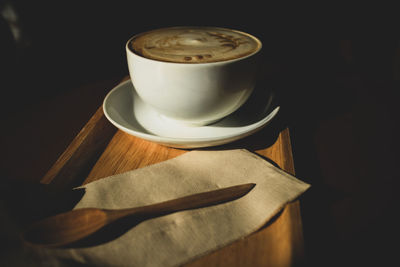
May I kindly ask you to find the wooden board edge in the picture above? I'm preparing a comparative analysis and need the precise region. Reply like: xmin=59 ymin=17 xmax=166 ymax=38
xmin=41 ymin=106 xmax=117 ymax=192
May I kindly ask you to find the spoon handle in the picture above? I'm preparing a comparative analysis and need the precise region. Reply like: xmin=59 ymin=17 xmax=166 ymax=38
xmin=22 ymin=183 xmax=255 ymax=248
xmin=105 ymin=183 xmax=255 ymax=222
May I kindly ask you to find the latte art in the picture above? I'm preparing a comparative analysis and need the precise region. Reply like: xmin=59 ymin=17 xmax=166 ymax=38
xmin=129 ymin=27 xmax=261 ymax=63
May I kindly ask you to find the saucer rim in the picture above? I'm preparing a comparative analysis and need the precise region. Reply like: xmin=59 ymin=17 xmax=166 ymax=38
xmin=103 ymin=80 xmax=280 ymax=146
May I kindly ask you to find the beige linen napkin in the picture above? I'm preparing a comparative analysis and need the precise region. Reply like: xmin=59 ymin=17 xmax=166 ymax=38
xmin=34 ymin=149 xmax=310 ymax=266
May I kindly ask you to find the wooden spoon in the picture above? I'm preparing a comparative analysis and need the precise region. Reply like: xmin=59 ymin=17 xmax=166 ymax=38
xmin=22 ymin=183 xmax=255 ymax=248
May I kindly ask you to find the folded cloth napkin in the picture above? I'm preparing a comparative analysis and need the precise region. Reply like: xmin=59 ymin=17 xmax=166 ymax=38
xmin=32 ymin=149 xmax=310 ymax=267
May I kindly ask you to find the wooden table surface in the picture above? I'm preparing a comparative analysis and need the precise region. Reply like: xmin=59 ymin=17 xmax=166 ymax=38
xmin=40 ymin=80 xmax=305 ymax=267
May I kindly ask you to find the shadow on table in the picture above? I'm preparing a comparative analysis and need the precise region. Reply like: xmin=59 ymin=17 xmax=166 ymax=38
xmin=0 ymin=178 xmax=86 ymax=225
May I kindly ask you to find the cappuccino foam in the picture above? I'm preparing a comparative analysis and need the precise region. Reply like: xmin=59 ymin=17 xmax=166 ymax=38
xmin=128 ymin=27 xmax=261 ymax=63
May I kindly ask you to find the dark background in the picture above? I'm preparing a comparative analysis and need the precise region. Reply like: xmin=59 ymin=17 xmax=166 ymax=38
xmin=1 ymin=1 xmax=399 ymax=266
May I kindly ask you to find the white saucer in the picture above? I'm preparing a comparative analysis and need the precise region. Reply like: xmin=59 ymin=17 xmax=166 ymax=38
xmin=103 ymin=80 xmax=279 ymax=148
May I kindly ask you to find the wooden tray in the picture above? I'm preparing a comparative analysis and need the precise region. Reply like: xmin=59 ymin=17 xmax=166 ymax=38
xmin=40 ymin=84 xmax=305 ymax=267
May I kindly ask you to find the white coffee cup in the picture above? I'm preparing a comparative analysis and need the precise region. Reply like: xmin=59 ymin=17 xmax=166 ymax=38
xmin=126 ymin=27 xmax=262 ymax=126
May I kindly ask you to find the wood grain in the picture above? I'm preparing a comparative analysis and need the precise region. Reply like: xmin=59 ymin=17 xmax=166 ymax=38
xmin=85 ymin=131 xmax=186 ymax=184
xmin=41 ymin=106 xmax=117 ymax=192
xmin=41 ymin=79 xmax=305 ymax=266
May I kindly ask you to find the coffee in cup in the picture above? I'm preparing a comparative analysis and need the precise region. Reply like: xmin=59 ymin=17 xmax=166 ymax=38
xmin=126 ymin=26 xmax=262 ymax=126
xmin=128 ymin=27 xmax=261 ymax=64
